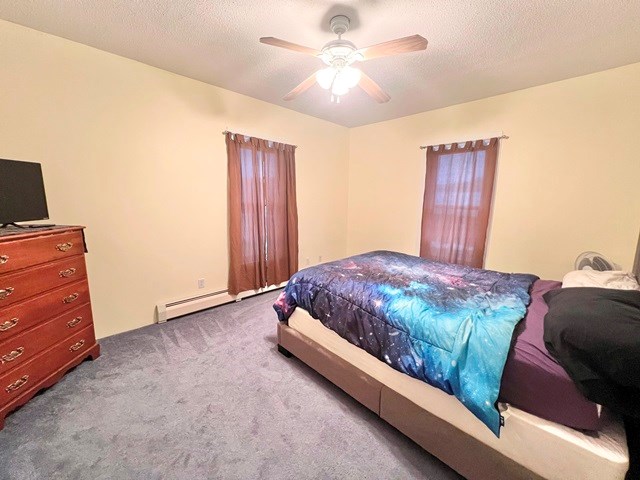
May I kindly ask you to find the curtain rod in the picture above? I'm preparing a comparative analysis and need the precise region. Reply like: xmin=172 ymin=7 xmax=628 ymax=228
xmin=419 ymin=134 xmax=509 ymax=150
xmin=222 ymin=130 xmax=298 ymax=148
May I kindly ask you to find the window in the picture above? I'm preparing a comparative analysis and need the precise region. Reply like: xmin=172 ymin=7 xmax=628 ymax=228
xmin=419 ymin=139 xmax=499 ymax=268
xmin=226 ymin=133 xmax=298 ymax=295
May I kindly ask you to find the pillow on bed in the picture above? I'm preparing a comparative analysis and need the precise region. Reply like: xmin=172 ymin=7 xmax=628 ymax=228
xmin=562 ymin=270 xmax=640 ymax=290
xmin=543 ymin=287 xmax=640 ymax=418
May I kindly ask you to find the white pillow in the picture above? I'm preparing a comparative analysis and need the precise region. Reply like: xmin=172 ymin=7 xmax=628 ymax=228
xmin=562 ymin=270 xmax=640 ymax=290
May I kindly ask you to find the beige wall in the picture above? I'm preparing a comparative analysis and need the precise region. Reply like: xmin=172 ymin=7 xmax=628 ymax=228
xmin=347 ymin=62 xmax=640 ymax=280
xmin=2 ymin=19 xmax=640 ymax=338
xmin=0 ymin=20 xmax=349 ymax=338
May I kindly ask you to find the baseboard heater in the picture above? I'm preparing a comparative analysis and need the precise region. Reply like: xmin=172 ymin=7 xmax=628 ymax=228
xmin=155 ymin=283 xmax=285 ymax=323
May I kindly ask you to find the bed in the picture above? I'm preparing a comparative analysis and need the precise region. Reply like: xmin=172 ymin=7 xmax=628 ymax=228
xmin=274 ymin=241 xmax=640 ymax=480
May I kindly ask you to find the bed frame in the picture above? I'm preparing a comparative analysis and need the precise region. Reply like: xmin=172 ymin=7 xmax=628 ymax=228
xmin=277 ymin=233 xmax=640 ymax=480
xmin=277 ymin=322 xmax=542 ymax=480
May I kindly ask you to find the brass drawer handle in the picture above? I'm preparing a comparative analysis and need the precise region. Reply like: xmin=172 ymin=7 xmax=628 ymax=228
xmin=0 ymin=255 xmax=8 ymax=264
xmin=56 ymin=242 xmax=74 ymax=252
xmin=63 ymin=293 xmax=79 ymax=304
xmin=1 ymin=347 xmax=24 ymax=363
xmin=67 ymin=316 xmax=83 ymax=328
xmin=0 ymin=287 xmax=14 ymax=300
xmin=5 ymin=375 xmax=29 ymax=393
xmin=69 ymin=340 xmax=85 ymax=352
xmin=59 ymin=267 xmax=77 ymax=278
xmin=0 ymin=318 xmax=18 ymax=332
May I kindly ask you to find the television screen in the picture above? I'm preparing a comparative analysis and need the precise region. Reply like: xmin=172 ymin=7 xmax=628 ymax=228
xmin=0 ymin=159 xmax=49 ymax=225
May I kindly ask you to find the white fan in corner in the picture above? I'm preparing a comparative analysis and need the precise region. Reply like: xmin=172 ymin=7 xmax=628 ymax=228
xmin=574 ymin=251 xmax=620 ymax=271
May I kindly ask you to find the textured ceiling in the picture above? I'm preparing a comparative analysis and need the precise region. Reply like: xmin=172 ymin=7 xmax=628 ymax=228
xmin=1 ymin=1 xmax=640 ymax=127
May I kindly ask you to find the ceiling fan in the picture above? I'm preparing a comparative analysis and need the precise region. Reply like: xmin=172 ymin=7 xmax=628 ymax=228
xmin=260 ymin=15 xmax=428 ymax=103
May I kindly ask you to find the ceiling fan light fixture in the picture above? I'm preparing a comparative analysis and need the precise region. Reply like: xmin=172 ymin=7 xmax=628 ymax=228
xmin=316 ymin=67 xmax=336 ymax=89
xmin=331 ymin=81 xmax=349 ymax=97
xmin=340 ymin=66 xmax=361 ymax=88
xmin=329 ymin=66 xmax=361 ymax=98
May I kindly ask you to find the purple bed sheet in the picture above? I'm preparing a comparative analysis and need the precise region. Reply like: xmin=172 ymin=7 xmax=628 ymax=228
xmin=500 ymin=279 xmax=601 ymax=431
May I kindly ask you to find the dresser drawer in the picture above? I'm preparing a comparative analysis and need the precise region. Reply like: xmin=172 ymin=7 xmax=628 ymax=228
xmin=0 ymin=325 xmax=95 ymax=407
xmin=0 ymin=230 xmax=84 ymax=275
xmin=0 ymin=256 xmax=87 ymax=307
xmin=0 ymin=303 xmax=93 ymax=376
xmin=0 ymin=280 xmax=90 ymax=339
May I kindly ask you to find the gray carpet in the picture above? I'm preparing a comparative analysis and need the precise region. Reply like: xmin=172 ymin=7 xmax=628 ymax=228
xmin=0 ymin=290 xmax=462 ymax=480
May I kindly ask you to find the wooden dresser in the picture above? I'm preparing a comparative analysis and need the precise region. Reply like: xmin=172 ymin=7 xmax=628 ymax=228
xmin=0 ymin=226 xmax=99 ymax=429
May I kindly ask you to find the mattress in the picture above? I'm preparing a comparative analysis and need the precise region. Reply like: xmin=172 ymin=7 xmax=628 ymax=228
xmin=288 ymin=307 xmax=629 ymax=480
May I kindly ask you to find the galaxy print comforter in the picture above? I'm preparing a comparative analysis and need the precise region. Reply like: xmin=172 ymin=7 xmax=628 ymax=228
xmin=273 ymin=251 xmax=538 ymax=436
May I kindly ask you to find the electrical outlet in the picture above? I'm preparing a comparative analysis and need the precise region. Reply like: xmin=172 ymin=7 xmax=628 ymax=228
xmin=305 ymin=257 xmax=310 ymax=265
xmin=198 ymin=278 xmax=205 ymax=289
xmin=318 ymin=255 xmax=323 ymax=263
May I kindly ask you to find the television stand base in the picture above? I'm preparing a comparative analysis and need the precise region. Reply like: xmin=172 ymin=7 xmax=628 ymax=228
xmin=0 ymin=223 xmax=56 ymax=229
xmin=0 ymin=223 xmax=26 ymax=229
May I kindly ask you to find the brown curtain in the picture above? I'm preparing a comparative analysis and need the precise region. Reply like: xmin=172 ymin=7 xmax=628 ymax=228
xmin=227 ymin=133 xmax=298 ymax=295
xmin=419 ymin=138 xmax=499 ymax=268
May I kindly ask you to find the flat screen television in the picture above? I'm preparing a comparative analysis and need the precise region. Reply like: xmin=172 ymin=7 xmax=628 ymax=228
xmin=0 ymin=159 xmax=49 ymax=227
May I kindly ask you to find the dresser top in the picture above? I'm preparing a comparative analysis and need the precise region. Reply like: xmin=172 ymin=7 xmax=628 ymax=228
xmin=0 ymin=225 xmax=84 ymax=242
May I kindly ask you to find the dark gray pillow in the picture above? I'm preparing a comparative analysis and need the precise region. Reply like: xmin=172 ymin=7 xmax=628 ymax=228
xmin=543 ymin=287 xmax=640 ymax=417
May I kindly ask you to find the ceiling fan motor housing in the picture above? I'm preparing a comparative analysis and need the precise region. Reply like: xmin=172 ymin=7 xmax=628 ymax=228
xmin=321 ymin=39 xmax=358 ymax=66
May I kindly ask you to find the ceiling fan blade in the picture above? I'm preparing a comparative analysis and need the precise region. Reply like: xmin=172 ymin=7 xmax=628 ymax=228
xmin=283 ymin=72 xmax=319 ymax=101
xmin=260 ymin=37 xmax=321 ymax=57
xmin=358 ymin=71 xmax=390 ymax=103
xmin=357 ymin=35 xmax=428 ymax=61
